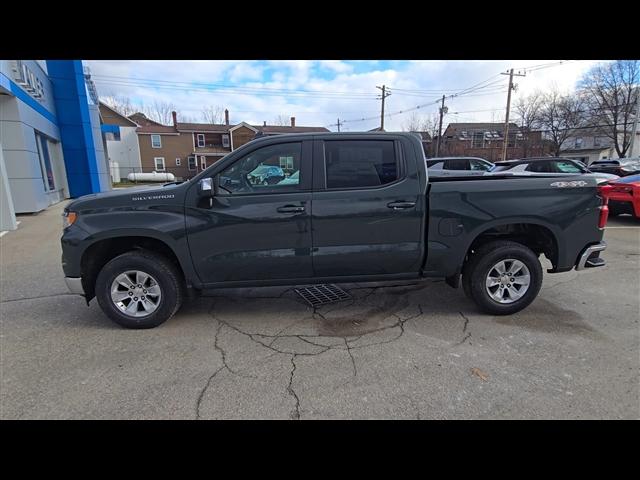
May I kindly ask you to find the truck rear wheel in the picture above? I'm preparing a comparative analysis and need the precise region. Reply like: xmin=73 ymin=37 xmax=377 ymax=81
xmin=95 ymin=250 xmax=183 ymax=329
xmin=462 ymin=240 xmax=542 ymax=315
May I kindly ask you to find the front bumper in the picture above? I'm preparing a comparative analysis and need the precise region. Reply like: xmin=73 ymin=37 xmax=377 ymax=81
xmin=575 ymin=242 xmax=607 ymax=271
xmin=64 ymin=277 xmax=85 ymax=295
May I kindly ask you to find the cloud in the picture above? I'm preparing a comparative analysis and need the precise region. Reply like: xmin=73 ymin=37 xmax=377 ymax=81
xmin=318 ymin=60 xmax=354 ymax=74
xmin=86 ymin=60 xmax=603 ymax=131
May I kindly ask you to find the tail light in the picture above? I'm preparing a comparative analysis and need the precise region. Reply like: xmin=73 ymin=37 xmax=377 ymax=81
xmin=611 ymin=185 xmax=633 ymax=194
xmin=597 ymin=185 xmax=612 ymax=229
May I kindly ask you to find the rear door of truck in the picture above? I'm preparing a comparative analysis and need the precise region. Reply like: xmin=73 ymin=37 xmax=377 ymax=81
xmin=310 ymin=134 xmax=426 ymax=277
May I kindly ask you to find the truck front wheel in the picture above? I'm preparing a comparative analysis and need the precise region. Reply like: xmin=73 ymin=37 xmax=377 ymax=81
xmin=95 ymin=250 xmax=184 ymax=329
xmin=462 ymin=240 xmax=542 ymax=315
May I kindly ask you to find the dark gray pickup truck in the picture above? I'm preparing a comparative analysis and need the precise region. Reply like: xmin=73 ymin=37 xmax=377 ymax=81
xmin=61 ymin=132 xmax=608 ymax=328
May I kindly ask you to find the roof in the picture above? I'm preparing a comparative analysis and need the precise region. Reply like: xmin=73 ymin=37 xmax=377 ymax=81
xmin=445 ymin=122 xmax=520 ymax=131
xmin=98 ymin=102 xmax=138 ymax=127
xmin=128 ymin=112 xmax=164 ymax=127
xmin=257 ymin=125 xmax=330 ymax=134
xmin=560 ymin=147 xmax=611 ymax=154
xmin=176 ymin=122 xmax=330 ymax=134
xmin=136 ymin=125 xmax=178 ymax=134
xmin=444 ymin=122 xmax=520 ymax=139
xmin=177 ymin=123 xmax=230 ymax=132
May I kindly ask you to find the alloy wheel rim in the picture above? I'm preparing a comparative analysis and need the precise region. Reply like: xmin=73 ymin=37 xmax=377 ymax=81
xmin=110 ymin=270 xmax=162 ymax=317
xmin=485 ymin=259 xmax=531 ymax=304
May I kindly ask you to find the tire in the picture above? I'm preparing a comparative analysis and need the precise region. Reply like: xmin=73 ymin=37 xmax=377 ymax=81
xmin=462 ymin=240 xmax=543 ymax=315
xmin=95 ymin=250 xmax=184 ymax=329
xmin=608 ymin=206 xmax=621 ymax=217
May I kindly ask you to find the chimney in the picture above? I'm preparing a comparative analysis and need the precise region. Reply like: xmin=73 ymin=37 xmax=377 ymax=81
xmin=171 ymin=111 xmax=177 ymax=127
xmin=290 ymin=116 xmax=296 ymax=127
xmin=224 ymin=109 xmax=230 ymax=125
xmin=263 ymin=121 xmax=267 ymax=127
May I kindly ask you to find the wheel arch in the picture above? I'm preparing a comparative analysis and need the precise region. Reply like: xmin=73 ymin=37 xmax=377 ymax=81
xmin=463 ymin=218 xmax=561 ymax=271
xmin=80 ymin=234 xmax=187 ymax=302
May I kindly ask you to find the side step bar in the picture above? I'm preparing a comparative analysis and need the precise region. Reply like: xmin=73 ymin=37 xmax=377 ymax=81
xmin=576 ymin=242 xmax=607 ymax=271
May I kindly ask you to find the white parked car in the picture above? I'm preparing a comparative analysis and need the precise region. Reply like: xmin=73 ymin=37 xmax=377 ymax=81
xmin=487 ymin=157 xmax=619 ymax=184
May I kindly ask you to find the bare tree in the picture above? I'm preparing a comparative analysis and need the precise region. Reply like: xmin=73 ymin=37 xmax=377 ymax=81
xmin=514 ymin=92 xmax=543 ymax=157
xmin=402 ymin=112 xmax=431 ymax=132
xmin=538 ymin=89 xmax=586 ymax=156
xmin=102 ymin=95 xmax=138 ymax=117
xmin=144 ymin=100 xmax=178 ymax=125
xmin=201 ymin=105 xmax=225 ymax=124
xmin=580 ymin=60 xmax=639 ymax=158
xmin=273 ymin=115 xmax=289 ymax=126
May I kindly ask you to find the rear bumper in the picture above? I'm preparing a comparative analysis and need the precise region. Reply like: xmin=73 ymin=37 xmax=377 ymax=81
xmin=64 ymin=277 xmax=85 ymax=295
xmin=575 ymin=242 xmax=607 ymax=271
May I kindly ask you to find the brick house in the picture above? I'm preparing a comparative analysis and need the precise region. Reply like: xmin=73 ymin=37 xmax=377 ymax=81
xmin=437 ymin=122 xmax=551 ymax=161
xmin=135 ymin=109 xmax=329 ymax=180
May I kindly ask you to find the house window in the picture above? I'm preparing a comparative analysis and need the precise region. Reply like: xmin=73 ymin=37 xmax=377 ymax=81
xmin=188 ymin=156 xmax=197 ymax=171
xmin=472 ymin=132 xmax=484 ymax=148
xmin=35 ymin=132 xmax=55 ymax=191
xmin=197 ymin=134 xmax=205 ymax=148
xmin=575 ymin=137 xmax=583 ymax=148
xmin=176 ymin=157 xmax=181 ymax=166
xmin=154 ymin=157 xmax=165 ymax=171
xmin=151 ymin=134 xmax=161 ymax=148
xmin=279 ymin=156 xmax=294 ymax=170
xmin=222 ymin=134 xmax=230 ymax=148
xmin=201 ymin=156 xmax=207 ymax=171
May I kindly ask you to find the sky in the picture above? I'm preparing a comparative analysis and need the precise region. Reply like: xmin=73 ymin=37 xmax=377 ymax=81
xmin=85 ymin=60 xmax=603 ymax=131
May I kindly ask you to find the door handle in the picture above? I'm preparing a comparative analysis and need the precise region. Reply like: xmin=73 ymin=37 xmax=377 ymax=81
xmin=277 ymin=205 xmax=305 ymax=213
xmin=387 ymin=201 xmax=416 ymax=210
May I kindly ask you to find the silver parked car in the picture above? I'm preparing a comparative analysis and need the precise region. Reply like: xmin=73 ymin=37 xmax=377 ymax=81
xmin=425 ymin=157 xmax=494 ymax=177
xmin=487 ymin=157 xmax=619 ymax=184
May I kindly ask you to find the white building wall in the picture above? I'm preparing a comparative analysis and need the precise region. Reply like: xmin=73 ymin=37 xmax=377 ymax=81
xmin=105 ymin=125 xmax=141 ymax=179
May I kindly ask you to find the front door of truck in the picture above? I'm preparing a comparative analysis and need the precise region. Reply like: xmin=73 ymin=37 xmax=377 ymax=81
xmin=185 ymin=140 xmax=313 ymax=284
xmin=311 ymin=137 xmax=424 ymax=277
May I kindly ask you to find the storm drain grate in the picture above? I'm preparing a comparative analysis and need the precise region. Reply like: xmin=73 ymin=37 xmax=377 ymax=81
xmin=294 ymin=284 xmax=351 ymax=307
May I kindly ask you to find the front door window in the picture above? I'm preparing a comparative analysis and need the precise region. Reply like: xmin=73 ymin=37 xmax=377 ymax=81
xmin=217 ymin=143 xmax=302 ymax=194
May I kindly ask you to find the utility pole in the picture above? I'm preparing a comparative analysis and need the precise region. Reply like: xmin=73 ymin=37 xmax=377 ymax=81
xmin=500 ymin=69 xmax=526 ymax=161
xmin=435 ymin=95 xmax=448 ymax=157
xmin=628 ymin=88 xmax=640 ymax=157
xmin=336 ymin=118 xmax=342 ymax=132
xmin=376 ymin=85 xmax=391 ymax=131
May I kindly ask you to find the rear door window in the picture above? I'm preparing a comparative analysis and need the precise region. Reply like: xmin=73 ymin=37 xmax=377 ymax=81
xmin=444 ymin=159 xmax=470 ymax=171
xmin=554 ymin=161 xmax=583 ymax=173
xmin=525 ymin=161 xmax=553 ymax=173
xmin=324 ymin=140 xmax=398 ymax=189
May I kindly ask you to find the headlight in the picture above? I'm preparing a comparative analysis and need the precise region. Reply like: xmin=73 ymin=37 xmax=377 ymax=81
xmin=62 ymin=211 xmax=77 ymax=229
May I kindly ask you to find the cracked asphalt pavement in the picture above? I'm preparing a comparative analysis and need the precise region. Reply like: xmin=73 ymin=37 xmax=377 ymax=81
xmin=1 ymin=202 xmax=639 ymax=419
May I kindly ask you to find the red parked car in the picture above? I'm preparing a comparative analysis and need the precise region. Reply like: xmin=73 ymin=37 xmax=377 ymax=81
xmin=601 ymin=174 xmax=640 ymax=219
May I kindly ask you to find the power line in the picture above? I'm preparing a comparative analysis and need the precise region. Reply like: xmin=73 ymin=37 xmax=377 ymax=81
xmin=91 ymin=73 xmax=375 ymax=97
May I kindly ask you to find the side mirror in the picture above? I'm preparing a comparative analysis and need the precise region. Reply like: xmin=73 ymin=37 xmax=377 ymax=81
xmin=198 ymin=177 xmax=214 ymax=197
